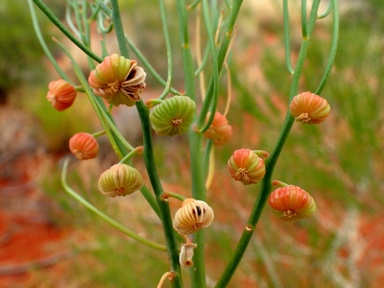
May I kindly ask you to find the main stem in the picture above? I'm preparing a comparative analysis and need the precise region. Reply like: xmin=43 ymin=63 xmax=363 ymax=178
xmin=215 ymin=0 xmax=322 ymax=284
xmin=136 ymin=101 xmax=183 ymax=287
xmin=178 ymin=1 xmax=244 ymax=286
xmin=174 ymin=0 xmax=207 ymax=287
xmin=110 ymin=1 xmax=182 ymax=286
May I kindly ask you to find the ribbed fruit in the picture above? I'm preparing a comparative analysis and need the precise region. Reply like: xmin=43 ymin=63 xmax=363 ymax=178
xmin=150 ymin=96 xmax=196 ymax=136
xmin=289 ymin=92 xmax=330 ymax=124
xmin=227 ymin=149 xmax=265 ymax=185
xmin=268 ymin=185 xmax=316 ymax=221
xmin=173 ymin=198 xmax=214 ymax=235
xmin=46 ymin=79 xmax=77 ymax=111
xmin=98 ymin=164 xmax=143 ymax=197
xmin=69 ymin=132 xmax=99 ymax=160
xmin=203 ymin=112 xmax=232 ymax=145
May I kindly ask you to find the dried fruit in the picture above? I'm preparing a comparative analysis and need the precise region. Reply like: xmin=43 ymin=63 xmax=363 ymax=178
xmin=179 ymin=241 xmax=197 ymax=267
xmin=173 ymin=198 xmax=214 ymax=235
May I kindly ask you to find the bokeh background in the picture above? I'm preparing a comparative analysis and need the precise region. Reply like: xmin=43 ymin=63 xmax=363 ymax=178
xmin=0 ymin=0 xmax=383 ymax=287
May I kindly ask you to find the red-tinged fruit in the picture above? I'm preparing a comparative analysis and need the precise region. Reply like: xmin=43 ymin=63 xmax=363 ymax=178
xmin=203 ymin=112 xmax=232 ymax=145
xmin=268 ymin=185 xmax=316 ymax=221
xmin=289 ymin=91 xmax=330 ymax=124
xmin=88 ymin=54 xmax=146 ymax=107
xmin=46 ymin=79 xmax=76 ymax=111
xmin=69 ymin=132 xmax=99 ymax=160
xmin=227 ymin=149 xmax=266 ymax=185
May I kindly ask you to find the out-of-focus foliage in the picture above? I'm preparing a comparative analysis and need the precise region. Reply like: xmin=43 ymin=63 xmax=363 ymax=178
xmin=0 ymin=2 xmax=53 ymax=103
xmin=6 ymin=0 xmax=383 ymax=287
xmin=211 ymin=1 xmax=384 ymax=286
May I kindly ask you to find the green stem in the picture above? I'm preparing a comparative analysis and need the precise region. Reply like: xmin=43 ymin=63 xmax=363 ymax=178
xmin=203 ymin=140 xmax=213 ymax=178
xmin=194 ymin=0 xmax=219 ymax=134
xmin=175 ymin=0 xmax=196 ymax=101
xmin=126 ymin=38 xmax=181 ymax=95
xmin=32 ymin=0 xmax=102 ymax=63
xmin=105 ymin=0 xmax=164 ymax=220
xmin=33 ymin=0 xmax=161 ymax=236
xmin=188 ymin=0 xmax=202 ymax=10
xmin=283 ymin=0 xmax=294 ymax=75
xmin=253 ymin=150 xmax=270 ymax=160
xmin=318 ymin=0 xmax=333 ymax=19
xmin=96 ymin=0 xmax=175 ymax=95
xmin=81 ymin=0 xmax=96 ymax=70
xmin=97 ymin=12 xmax=114 ymax=34
xmin=315 ymin=0 xmax=339 ymax=95
xmin=164 ymin=192 xmax=187 ymax=202
xmin=119 ymin=146 xmax=144 ymax=164
xmin=175 ymin=0 xmax=207 ymax=286
xmin=201 ymin=0 xmax=219 ymax=103
xmin=224 ymin=0 xmax=231 ymax=9
xmin=61 ymin=158 xmax=166 ymax=251
xmin=306 ymin=0 xmax=321 ymax=40
xmin=146 ymin=99 xmax=164 ymax=108
xmin=81 ymin=0 xmax=91 ymax=47
xmin=99 ymin=111 xmax=134 ymax=151
xmin=215 ymin=1 xmax=323 ymax=286
xmin=89 ymin=2 xmax=102 ymax=21
xmin=272 ymin=180 xmax=289 ymax=188
xmin=136 ymin=101 xmax=183 ymax=288
xmin=216 ymin=1 xmax=242 ymax=74
xmin=28 ymin=0 xmax=71 ymax=83
xmin=99 ymin=33 xmax=109 ymax=58
xmin=158 ymin=0 xmax=173 ymax=100
xmin=140 ymin=185 xmax=161 ymax=218
xmin=108 ymin=8 xmax=182 ymax=282
xmin=65 ymin=4 xmax=81 ymax=39
xmin=94 ymin=0 xmax=112 ymax=16
xmin=110 ymin=0 xmax=129 ymax=57
xmin=301 ymin=0 xmax=308 ymax=38
xmin=193 ymin=1 xmax=243 ymax=286
xmin=70 ymin=0 xmax=85 ymax=42
xmin=196 ymin=97 xmax=217 ymax=134
xmin=196 ymin=0 xmax=243 ymax=129
xmin=65 ymin=42 xmax=125 ymax=159
xmin=215 ymin=119 xmax=295 ymax=288
xmin=92 ymin=130 xmax=106 ymax=138
xmin=90 ymin=102 xmax=161 ymax=218
xmin=188 ymin=131 xmax=206 ymax=288
xmin=195 ymin=46 xmax=210 ymax=76
xmin=54 ymin=37 xmax=132 ymax=155
xmin=96 ymin=11 xmax=112 ymax=58
xmin=69 ymin=3 xmax=160 ymax=219
xmin=51 ymin=37 xmax=116 ymax=147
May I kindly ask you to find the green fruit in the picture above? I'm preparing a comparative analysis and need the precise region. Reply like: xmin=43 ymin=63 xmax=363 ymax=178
xmin=150 ymin=96 xmax=196 ymax=136
xmin=98 ymin=164 xmax=143 ymax=197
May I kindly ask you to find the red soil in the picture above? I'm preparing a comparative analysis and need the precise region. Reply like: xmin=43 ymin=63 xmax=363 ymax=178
xmin=0 ymin=154 xmax=70 ymax=287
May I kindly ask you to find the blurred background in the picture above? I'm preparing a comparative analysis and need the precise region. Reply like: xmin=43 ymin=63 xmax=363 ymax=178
xmin=0 ymin=0 xmax=383 ymax=287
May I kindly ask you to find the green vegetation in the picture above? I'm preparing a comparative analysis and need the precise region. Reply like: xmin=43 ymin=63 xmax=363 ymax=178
xmin=3 ymin=1 xmax=383 ymax=287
